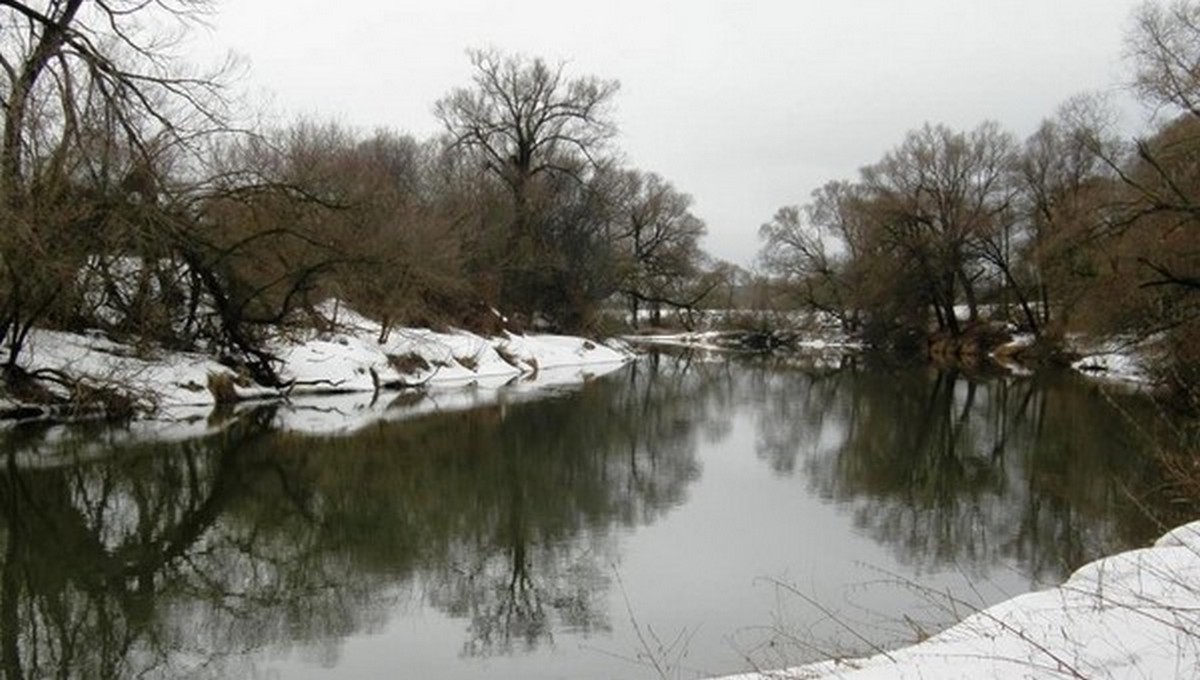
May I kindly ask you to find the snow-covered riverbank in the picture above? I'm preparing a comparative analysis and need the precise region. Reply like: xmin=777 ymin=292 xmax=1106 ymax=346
xmin=1 ymin=302 xmax=631 ymax=427
xmin=623 ymin=330 xmax=863 ymax=353
xmin=718 ymin=520 xmax=1200 ymax=680
xmin=632 ymin=328 xmax=1162 ymax=388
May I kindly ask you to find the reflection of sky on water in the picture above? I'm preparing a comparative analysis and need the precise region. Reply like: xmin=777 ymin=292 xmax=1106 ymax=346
xmin=0 ymin=353 xmax=1171 ymax=679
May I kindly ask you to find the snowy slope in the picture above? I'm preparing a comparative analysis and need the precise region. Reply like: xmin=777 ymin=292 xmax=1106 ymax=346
xmin=2 ymin=302 xmax=631 ymax=419
xmin=718 ymin=521 xmax=1200 ymax=680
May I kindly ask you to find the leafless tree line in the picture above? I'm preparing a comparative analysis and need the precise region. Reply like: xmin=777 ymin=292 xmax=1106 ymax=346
xmin=759 ymin=0 xmax=1200 ymax=389
xmin=0 ymin=8 xmax=719 ymax=398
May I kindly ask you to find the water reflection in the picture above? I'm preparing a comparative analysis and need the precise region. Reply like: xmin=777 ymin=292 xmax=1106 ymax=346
xmin=0 ymin=353 xmax=1175 ymax=679
xmin=0 ymin=353 xmax=736 ymax=678
xmin=748 ymin=359 xmax=1166 ymax=581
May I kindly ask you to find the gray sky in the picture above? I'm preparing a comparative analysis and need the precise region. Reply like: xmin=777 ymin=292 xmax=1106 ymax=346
xmin=195 ymin=0 xmax=1146 ymax=267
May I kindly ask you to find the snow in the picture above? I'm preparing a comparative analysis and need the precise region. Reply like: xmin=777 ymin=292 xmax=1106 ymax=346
xmin=716 ymin=520 xmax=1200 ymax=680
xmin=625 ymin=331 xmax=739 ymax=352
xmin=1054 ymin=334 xmax=1165 ymax=386
xmin=1069 ymin=336 xmax=1155 ymax=385
xmin=268 ymin=363 xmax=620 ymax=436
xmin=292 ymin=300 xmax=628 ymax=387
xmin=17 ymin=329 xmax=244 ymax=409
xmin=989 ymin=333 xmax=1036 ymax=376
xmin=624 ymin=330 xmax=864 ymax=353
xmin=1072 ymin=351 xmax=1149 ymax=384
xmin=2 ymin=300 xmax=631 ymax=424
xmin=988 ymin=333 xmax=1163 ymax=386
xmin=7 ymin=359 xmax=628 ymax=469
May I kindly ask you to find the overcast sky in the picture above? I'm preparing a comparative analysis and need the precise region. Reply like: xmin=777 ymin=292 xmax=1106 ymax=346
xmin=194 ymin=1 xmax=1147 ymax=267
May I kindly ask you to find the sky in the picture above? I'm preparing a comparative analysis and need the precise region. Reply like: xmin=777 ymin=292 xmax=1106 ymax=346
xmin=192 ymin=0 xmax=1148 ymax=268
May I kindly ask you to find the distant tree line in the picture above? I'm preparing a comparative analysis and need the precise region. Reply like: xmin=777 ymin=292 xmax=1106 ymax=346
xmin=0 ymin=3 xmax=719 ymax=392
xmin=758 ymin=0 xmax=1200 ymax=396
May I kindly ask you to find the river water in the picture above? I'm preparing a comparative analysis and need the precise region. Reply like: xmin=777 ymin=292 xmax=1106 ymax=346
xmin=0 ymin=350 xmax=1174 ymax=679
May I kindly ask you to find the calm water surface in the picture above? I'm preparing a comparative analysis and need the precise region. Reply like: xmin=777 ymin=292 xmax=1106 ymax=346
xmin=0 ymin=351 xmax=1172 ymax=679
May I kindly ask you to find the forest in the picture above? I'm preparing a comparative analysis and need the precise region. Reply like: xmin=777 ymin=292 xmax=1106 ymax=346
xmin=1 ymin=0 xmax=1199 ymax=413
xmin=2 ymin=3 xmax=1200 ymax=679
xmin=0 ymin=1 xmax=719 ymax=394
xmin=758 ymin=1 xmax=1200 ymax=408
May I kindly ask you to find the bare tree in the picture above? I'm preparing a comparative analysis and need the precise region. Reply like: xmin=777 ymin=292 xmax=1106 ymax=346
xmin=435 ymin=48 xmax=618 ymax=199
xmin=1014 ymin=95 xmax=1121 ymax=332
xmin=0 ymin=0 xmax=232 ymax=374
xmin=1061 ymin=0 xmax=1200 ymax=395
xmin=758 ymin=181 xmax=869 ymax=332
xmin=434 ymin=48 xmax=619 ymax=317
xmin=1113 ymin=2 xmax=1200 ymax=240
xmin=616 ymin=170 xmax=708 ymax=328
xmin=861 ymin=122 xmax=1017 ymax=337
xmin=1128 ymin=0 xmax=1200 ymax=118
xmin=1092 ymin=2 xmax=1200 ymax=322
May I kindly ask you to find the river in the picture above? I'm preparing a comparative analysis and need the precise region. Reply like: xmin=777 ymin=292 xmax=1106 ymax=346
xmin=0 ymin=349 xmax=1174 ymax=679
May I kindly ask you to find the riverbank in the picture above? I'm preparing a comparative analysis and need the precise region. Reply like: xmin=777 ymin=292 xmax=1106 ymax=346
xmin=717 ymin=519 xmax=1200 ymax=679
xmin=625 ymin=327 xmax=1159 ymax=387
xmin=0 ymin=302 xmax=632 ymax=425
xmin=624 ymin=329 xmax=863 ymax=353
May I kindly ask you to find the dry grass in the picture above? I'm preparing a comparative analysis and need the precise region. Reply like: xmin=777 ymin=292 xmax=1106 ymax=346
xmin=387 ymin=352 xmax=432 ymax=376
xmin=207 ymin=372 xmax=239 ymax=405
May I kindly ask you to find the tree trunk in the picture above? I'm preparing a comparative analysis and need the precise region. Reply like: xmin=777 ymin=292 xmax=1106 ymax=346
xmin=1 ymin=0 xmax=85 ymax=203
xmin=957 ymin=266 xmax=979 ymax=323
xmin=997 ymin=263 xmax=1041 ymax=337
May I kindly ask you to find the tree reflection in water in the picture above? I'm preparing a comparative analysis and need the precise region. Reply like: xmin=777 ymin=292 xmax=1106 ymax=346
xmin=0 ymin=353 xmax=1173 ymax=679
xmin=749 ymin=358 xmax=1168 ymax=583
xmin=0 ymin=353 xmax=730 ymax=678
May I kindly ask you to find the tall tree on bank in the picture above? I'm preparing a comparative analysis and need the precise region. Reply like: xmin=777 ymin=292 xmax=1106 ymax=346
xmin=1128 ymin=0 xmax=1200 ymax=118
xmin=759 ymin=123 xmax=1021 ymax=348
xmin=1110 ymin=0 xmax=1200 ymax=397
xmin=758 ymin=180 xmax=871 ymax=333
xmin=617 ymin=171 xmax=708 ymax=328
xmin=0 ymin=3 xmax=353 ymax=388
xmin=862 ymin=122 xmax=1017 ymax=338
xmin=435 ymin=49 xmax=619 ymax=323
xmin=1015 ymin=96 xmax=1119 ymax=334
xmin=0 ymin=0 xmax=230 ymax=373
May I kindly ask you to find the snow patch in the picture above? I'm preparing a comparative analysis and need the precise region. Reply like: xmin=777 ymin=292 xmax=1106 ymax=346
xmin=716 ymin=519 xmax=1200 ymax=680
xmin=624 ymin=331 xmax=864 ymax=353
xmin=3 ymin=301 xmax=632 ymax=422
xmin=1069 ymin=335 xmax=1158 ymax=386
